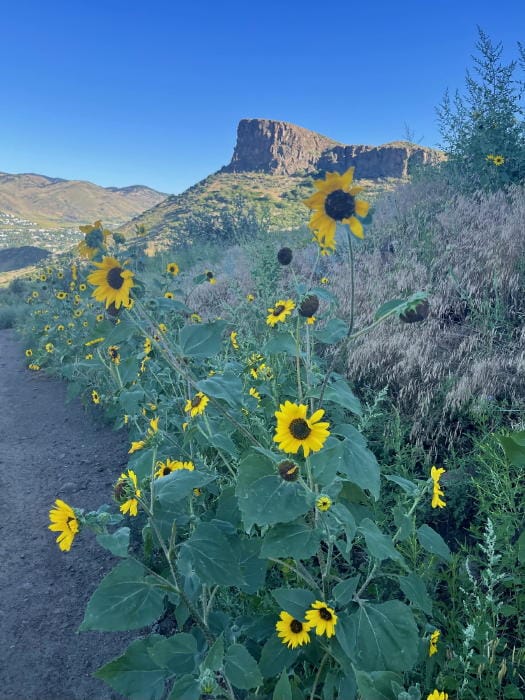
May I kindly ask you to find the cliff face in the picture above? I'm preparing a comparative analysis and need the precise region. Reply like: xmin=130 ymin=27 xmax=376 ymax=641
xmin=223 ymin=119 xmax=444 ymax=178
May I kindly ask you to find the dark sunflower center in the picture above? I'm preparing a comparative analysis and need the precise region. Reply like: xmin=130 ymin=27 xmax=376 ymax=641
xmin=162 ymin=467 xmax=171 ymax=476
xmin=206 ymin=271 xmax=214 ymax=279
xmin=273 ymin=305 xmax=285 ymax=316
xmin=107 ymin=267 xmax=125 ymax=290
xmin=324 ymin=189 xmax=355 ymax=221
xmin=66 ymin=516 xmax=76 ymax=529
xmin=109 ymin=348 xmax=118 ymax=358
xmin=290 ymin=619 xmax=303 ymax=633
xmin=191 ymin=395 xmax=202 ymax=408
xmin=289 ymin=418 xmax=311 ymax=440
xmin=319 ymin=607 xmax=332 ymax=621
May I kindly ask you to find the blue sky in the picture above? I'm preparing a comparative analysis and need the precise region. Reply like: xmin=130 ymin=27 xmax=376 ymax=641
xmin=1 ymin=0 xmax=524 ymax=193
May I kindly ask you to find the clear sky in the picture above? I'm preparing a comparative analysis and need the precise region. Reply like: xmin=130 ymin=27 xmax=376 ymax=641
xmin=1 ymin=0 xmax=524 ymax=194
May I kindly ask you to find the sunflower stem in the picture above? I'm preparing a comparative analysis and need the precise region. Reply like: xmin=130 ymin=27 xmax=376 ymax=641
xmin=295 ymin=315 xmax=304 ymax=403
xmin=268 ymin=558 xmax=322 ymax=595
xmin=309 ymin=652 xmax=329 ymax=700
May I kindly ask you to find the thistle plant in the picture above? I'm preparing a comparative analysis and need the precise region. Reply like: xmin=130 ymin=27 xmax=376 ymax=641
xmin=23 ymin=182 xmax=454 ymax=700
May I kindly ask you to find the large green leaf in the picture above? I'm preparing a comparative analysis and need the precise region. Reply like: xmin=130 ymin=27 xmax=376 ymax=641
xmin=333 ymin=576 xmax=360 ymax=606
xmin=261 ymin=521 xmax=321 ymax=560
xmin=179 ymin=320 xmax=227 ymax=358
xmin=264 ymin=332 xmax=298 ymax=357
xmin=417 ymin=524 xmax=452 ymax=563
xmin=96 ymin=527 xmax=130 ymax=557
xmin=497 ymin=430 xmax=525 ymax=466
xmin=232 ymin=537 xmax=267 ymax=594
xmin=224 ymin=644 xmax=263 ymax=689
xmin=236 ymin=451 xmax=314 ymax=530
xmin=358 ymin=519 xmax=404 ymax=563
xmin=273 ymin=670 xmax=293 ymax=700
xmin=398 ymin=573 xmax=433 ymax=615
xmin=167 ymin=675 xmax=201 ymax=700
xmin=196 ymin=371 xmax=244 ymax=408
xmin=93 ymin=636 xmax=169 ymax=700
xmin=309 ymin=437 xmax=344 ymax=486
xmin=203 ymin=635 xmax=224 ymax=672
xmin=336 ymin=601 xmax=419 ymax=672
xmin=354 ymin=670 xmax=403 ymax=700
xmin=309 ymin=379 xmax=362 ymax=417
xmin=336 ymin=425 xmax=380 ymax=500
xmin=182 ymin=522 xmax=245 ymax=587
xmin=259 ymin=636 xmax=299 ymax=678
xmin=271 ymin=588 xmax=316 ymax=620
xmin=154 ymin=470 xmax=216 ymax=506
xmin=148 ymin=633 xmax=198 ymax=675
xmin=314 ymin=318 xmax=349 ymax=344
xmin=79 ymin=559 xmax=165 ymax=631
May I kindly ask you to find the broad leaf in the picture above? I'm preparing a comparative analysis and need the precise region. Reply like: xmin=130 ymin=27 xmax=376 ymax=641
xmin=203 ymin=635 xmax=224 ymax=672
xmin=179 ymin=321 xmax=227 ymax=358
xmin=96 ymin=527 xmax=130 ymax=558
xmin=355 ymin=670 xmax=403 ymax=700
xmin=261 ymin=521 xmax=321 ymax=560
xmin=314 ymin=318 xmax=348 ymax=344
xmin=337 ymin=425 xmax=380 ymax=500
xmin=259 ymin=636 xmax=299 ymax=678
xmin=273 ymin=670 xmax=292 ymax=700
xmin=309 ymin=379 xmax=362 ymax=417
xmin=80 ymin=559 xmax=165 ymax=631
xmin=154 ymin=470 xmax=215 ymax=506
xmin=182 ymin=522 xmax=245 ymax=587
xmin=398 ymin=573 xmax=433 ymax=615
xmin=224 ymin=644 xmax=263 ymax=689
xmin=417 ymin=524 xmax=452 ymax=563
xmin=358 ymin=518 xmax=404 ymax=563
xmin=271 ymin=588 xmax=316 ymax=620
xmin=196 ymin=371 xmax=244 ymax=408
xmin=148 ymin=633 xmax=198 ymax=675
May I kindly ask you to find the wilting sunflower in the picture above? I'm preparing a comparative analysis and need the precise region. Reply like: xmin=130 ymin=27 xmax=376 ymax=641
xmin=275 ymin=611 xmax=312 ymax=649
xmin=249 ymin=387 xmax=261 ymax=401
xmin=87 ymin=256 xmax=134 ymax=309
xmin=48 ymin=499 xmax=79 ymax=552
xmin=185 ymin=392 xmax=210 ymax=417
xmin=117 ymin=470 xmax=141 ymax=516
xmin=274 ymin=401 xmax=330 ymax=457
xmin=267 ymin=299 xmax=295 ymax=327
xmin=278 ymin=460 xmax=300 ymax=482
xmin=78 ymin=220 xmax=111 ymax=259
xmin=128 ymin=416 xmax=159 ymax=453
xmin=154 ymin=458 xmax=195 ymax=479
xmin=429 ymin=629 xmax=440 ymax=657
xmin=430 ymin=466 xmax=446 ymax=509
xmin=305 ymin=601 xmax=338 ymax=638
xmin=304 ymin=167 xmax=369 ymax=253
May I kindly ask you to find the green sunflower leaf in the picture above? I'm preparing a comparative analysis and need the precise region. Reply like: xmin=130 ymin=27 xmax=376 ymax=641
xmin=273 ymin=670 xmax=292 ymax=700
xmin=96 ymin=526 xmax=130 ymax=557
xmin=264 ymin=331 xmax=299 ymax=357
xmin=417 ymin=524 xmax=452 ymax=563
xmin=358 ymin=518 xmax=404 ymax=563
xmin=398 ymin=573 xmax=433 ymax=615
xmin=154 ymin=470 xmax=216 ymax=506
xmin=354 ymin=670 xmax=404 ymax=700
xmin=314 ymin=318 xmax=349 ymax=344
xmin=336 ymin=425 xmax=381 ymax=500
xmin=178 ymin=320 xmax=228 ymax=358
xmin=336 ymin=601 xmax=419 ymax=672
xmin=261 ymin=521 xmax=322 ymax=560
xmin=148 ymin=633 xmax=198 ymax=675
xmin=93 ymin=636 xmax=169 ymax=700
xmin=271 ymin=588 xmax=316 ymax=620
xmin=79 ymin=559 xmax=165 ymax=631
xmin=259 ymin=636 xmax=299 ymax=678
xmin=308 ymin=379 xmax=362 ymax=417
xmin=167 ymin=675 xmax=201 ymax=700
xmin=496 ymin=430 xmax=525 ymax=466
xmin=196 ymin=371 xmax=244 ymax=408
xmin=374 ymin=299 xmax=406 ymax=321
xmin=224 ymin=644 xmax=263 ymax=690
xmin=182 ymin=522 xmax=245 ymax=587
xmin=203 ymin=635 xmax=224 ymax=672
xmin=333 ymin=575 xmax=360 ymax=606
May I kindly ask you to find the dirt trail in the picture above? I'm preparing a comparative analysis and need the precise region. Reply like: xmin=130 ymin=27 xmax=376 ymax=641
xmin=0 ymin=329 xmax=134 ymax=700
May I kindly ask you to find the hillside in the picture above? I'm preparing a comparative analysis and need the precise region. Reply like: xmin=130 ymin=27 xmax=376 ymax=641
xmin=120 ymin=118 xmax=445 ymax=241
xmin=0 ymin=172 xmax=167 ymax=228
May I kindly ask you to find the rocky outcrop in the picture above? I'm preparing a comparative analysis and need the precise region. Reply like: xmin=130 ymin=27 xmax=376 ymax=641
xmin=223 ymin=119 xmax=445 ymax=178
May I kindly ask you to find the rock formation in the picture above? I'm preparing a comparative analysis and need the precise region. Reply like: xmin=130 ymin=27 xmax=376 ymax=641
xmin=222 ymin=119 xmax=444 ymax=179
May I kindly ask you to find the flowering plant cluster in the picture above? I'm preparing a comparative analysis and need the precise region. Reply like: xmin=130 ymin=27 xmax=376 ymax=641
xmin=20 ymin=171 xmax=454 ymax=699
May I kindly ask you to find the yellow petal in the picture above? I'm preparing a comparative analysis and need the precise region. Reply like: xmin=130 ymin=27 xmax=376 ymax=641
xmin=354 ymin=199 xmax=370 ymax=217
xmin=348 ymin=217 xmax=364 ymax=239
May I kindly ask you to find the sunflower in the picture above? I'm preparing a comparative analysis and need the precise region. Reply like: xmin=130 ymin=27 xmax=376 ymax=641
xmin=427 ymin=691 xmax=448 ymax=700
xmin=78 ymin=221 xmax=111 ymax=259
xmin=28 ymin=363 xmax=40 ymax=371
xmin=275 ymin=611 xmax=312 ymax=649
xmin=56 ymin=291 xmax=67 ymax=300
xmin=316 ymin=495 xmax=332 ymax=511
xmin=92 ymin=390 xmax=100 ymax=404
xmin=128 ymin=416 xmax=159 ymax=453
xmin=246 ymin=293 xmax=255 ymax=302
xmin=164 ymin=291 xmax=174 ymax=299
xmin=304 ymin=167 xmax=369 ymax=253
xmin=430 ymin=466 xmax=446 ymax=509
xmin=154 ymin=458 xmax=195 ymax=479
xmin=267 ymin=299 xmax=295 ymax=327
xmin=205 ymin=270 xmax=216 ymax=285
xmin=429 ymin=629 xmax=440 ymax=657
xmin=492 ymin=155 xmax=505 ymax=166
xmin=108 ymin=345 xmax=121 ymax=365
xmin=25 ymin=349 xmax=33 ymax=357
xmin=87 ymin=256 xmax=134 ymax=309
xmin=45 ymin=342 xmax=54 ymax=353
xmin=79 ymin=283 xmax=87 ymax=291
xmin=185 ymin=392 xmax=209 ymax=417
xmin=166 ymin=262 xmax=179 ymax=275
xmin=230 ymin=331 xmax=239 ymax=349
xmin=249 ymin=387 xmax=261 ymax=401
xmin=117 ymin=470 xmax=141 ymax=517
xmin=305 ymin=601 xmax=338 ymax=638
xmin=48 ymin=499 xmax=79 ymax=552
xmin=274 ymin=401 xmax=330 ymax=457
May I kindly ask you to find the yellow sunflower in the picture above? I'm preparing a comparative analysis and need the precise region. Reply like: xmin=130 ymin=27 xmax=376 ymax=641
xmin=92 ymin=390 xmax=100 ymax=404
xmin=427 ymin=691 xmax=448 ymax=700
xmin=230 ymin=331 xmax=239 ymax=349
xmin=48 ymin=499 xmax=79 ymax=552
xmin=267 ymin=299 xmax=295 ymax=327
xmin=87 ymin=256 xmax=134 ymax=309
xmin=492 ymin=155 xmax=505 ymax=166
xmin=164 ymin=291 xmax=174 ymax=299
xmin=185 ymin=392 xmax=210 ymax=417
xmin=430 ymin=466 xmax=446 ymax=509
xmin=275 ymin=611 xmax=312 ymax=649
xmin=78 ymin=220 xmax=111 ymax=259
xmin=166 ymin=262 xmax=179 ymax=275
xmin=304 ymin=167 xmax=369 ymax=253
xmin=305 ymin=601 xmax=338 ymax=638
xmin=117 ymin=469 xmax=141 ymax=516
xmin=316 ymin=495 xmax=332 ymax=511
xmin=429 ymin=629 xmax=440 ymax=657
xmin=274 ymin=401 xmax=330 ymax=457
xmin=108 ymin=345 xmax=121 ymax=365
xmin=154 ymin=458 xmax=195 ymax=479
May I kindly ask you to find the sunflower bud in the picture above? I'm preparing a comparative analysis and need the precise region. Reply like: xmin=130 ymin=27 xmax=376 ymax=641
xmin=399 ymin=299 xmax=430 ymax=323
xmin=277 ymin=247 xmax=293 ymax=265
xmin=278 ymin=460 xmax=300 ymax=482
xmin=298 ymin=295 xmax=319 ymax=318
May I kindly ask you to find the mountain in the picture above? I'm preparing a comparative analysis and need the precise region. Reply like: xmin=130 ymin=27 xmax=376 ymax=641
xmin=0 ymin=172 xmax=168 ymax=227
xmin=120 ymin=118 xmax=445 ymax=241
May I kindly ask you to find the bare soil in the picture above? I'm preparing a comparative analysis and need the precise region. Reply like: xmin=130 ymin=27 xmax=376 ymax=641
xmin=0 ymin=329 xmax=135 ymax=700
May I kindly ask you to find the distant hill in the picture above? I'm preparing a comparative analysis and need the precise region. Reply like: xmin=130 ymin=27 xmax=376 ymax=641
xmin=120 ymin=118 xmax=445 ymax=242
xmin=0 ymin=172 xmax=168 ymax=228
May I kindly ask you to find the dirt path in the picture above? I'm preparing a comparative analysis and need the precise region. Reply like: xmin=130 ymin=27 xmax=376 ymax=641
xmin=0 ymin=329 xmax=135 ymax=700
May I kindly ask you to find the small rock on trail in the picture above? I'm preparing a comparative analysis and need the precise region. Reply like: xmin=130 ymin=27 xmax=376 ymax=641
xmin=0 ymin=329 xmax=135 ymax=700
